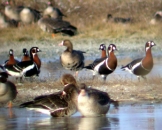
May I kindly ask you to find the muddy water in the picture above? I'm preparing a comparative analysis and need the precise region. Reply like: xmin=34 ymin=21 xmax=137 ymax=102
xmin=0 ymin=103 xmax=161 ymax=130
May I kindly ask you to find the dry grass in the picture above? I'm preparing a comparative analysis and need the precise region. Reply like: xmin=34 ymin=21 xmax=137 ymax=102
xmin=0 ymin=0 xmax=162 ymax=42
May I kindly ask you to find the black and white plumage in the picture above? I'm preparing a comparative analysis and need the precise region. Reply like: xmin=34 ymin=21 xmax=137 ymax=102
xmin=121 ymin=41 xmax=156 ymax=80
xmin=38 ymin=17 xmax=77 ymax=36
xmin=78 ymin=83 xmax=118 ymax=117
xmin=84 ymin=44 xmax=117 ymax=81
xmin=20 ymin=83 xmax=79 ymax=117
xmin=1 ymin=47 xmax=41 ymax=78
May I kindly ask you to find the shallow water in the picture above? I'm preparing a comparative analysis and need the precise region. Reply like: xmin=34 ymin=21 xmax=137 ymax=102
xmin=0 ymin=103 xmax=161 ymax=130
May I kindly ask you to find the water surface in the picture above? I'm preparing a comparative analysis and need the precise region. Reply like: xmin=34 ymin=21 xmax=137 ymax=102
xmin=0 ymin=103 xmax=161 ymax=130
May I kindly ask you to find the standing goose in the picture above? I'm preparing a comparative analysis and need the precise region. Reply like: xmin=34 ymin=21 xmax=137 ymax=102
xmin=121 ymin=41 xmax=156 ymax=81
xmin=59 ymin=40 xmax=85 ymax=76
xmin=20 ymin=73 xmax=79 ymax=117
xmin=84 ymin=44 xmax=117 ymax=81
xmin=0 ymin=72 xmax=17 ymax=108
xmin=38 ymin=16 xmax=77 ymax=37
xmin=78 ymin=83 xmax=118 ymax=117
xmin=1 ymin=47 xmax=41 ymax=78
xmin=21 ymin=48 xmax=30 ymax=62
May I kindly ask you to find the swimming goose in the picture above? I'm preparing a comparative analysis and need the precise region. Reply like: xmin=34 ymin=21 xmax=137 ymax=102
xmin=78 ymin=83 xmax=118 ymax=117
xmin=121 ymin=41 xmax=156 ymax=81
xmin=0 ymin=72 xmax=17 ymax=108
xmin=59 ymin=40 xmax=85 ymax=76
xmin=84 ymin=44 xmax=117 ymax=81
xmin=38 ymin=16 xmax=77 ymax=36
xmin=20 ymin=73 xmax=79 ymax=117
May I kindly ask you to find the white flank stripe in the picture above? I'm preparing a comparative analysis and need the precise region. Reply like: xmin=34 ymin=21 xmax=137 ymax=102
xmin=105 ymin=58 xmax=112 ymax=70
xmin=22 ymin=64 xmax=35 ymax=73
xmin=6 ymin=69 xmax=22 ymax=77
xmin=94 ymin=60 xmax=105 ymax=72
xmin=132 ymin=62 xmax=141 ymax=72
xmin=27 ymin=108 xmax=51 ymax=115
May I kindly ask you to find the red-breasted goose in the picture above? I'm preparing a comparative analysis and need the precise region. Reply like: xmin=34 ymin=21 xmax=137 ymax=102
xmin=59 ymin=40 xmax=85 ymax=76
xmin=78 ymin=83 xmax=118 ymax=117
xmin=20 ymin=73 xmax=79 ymax=117
xmin=21 ymin=48 xmax=30 ymax=62
xmin=1 ymin=47 xmax=41 ymax=78
xmin=0 ymin=72 xmax=17 ymax=108
xmin=84 ymin=44 xmax=117 ymax=81
xmin=4 ymin=49 xmax=19 ymax=66
xmin=99 ymin=44 xmax=107 ymax=58
xmin=121 ymin=41 xmax=156 ymax=81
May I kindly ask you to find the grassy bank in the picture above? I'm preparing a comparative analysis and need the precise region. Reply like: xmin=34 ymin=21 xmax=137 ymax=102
xmin=0 ymin=0 xmax=162 ymax=43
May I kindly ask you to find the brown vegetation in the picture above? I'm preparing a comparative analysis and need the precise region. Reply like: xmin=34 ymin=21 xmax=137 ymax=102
xmin=0 ymin=0 xmax=162 ymax=42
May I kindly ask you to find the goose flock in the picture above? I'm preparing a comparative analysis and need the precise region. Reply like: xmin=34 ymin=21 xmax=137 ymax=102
xmin=0 ymin=0 xmax=77 ymax=36
xmin=0 ymin=0 xmax=158 ymax=118
xmin=0 ymin=39 xmax=156 ymax=117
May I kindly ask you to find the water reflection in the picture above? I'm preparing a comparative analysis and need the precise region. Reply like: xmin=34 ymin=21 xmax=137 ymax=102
xmin=0 ymin=103 xmax=161 ymax=130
